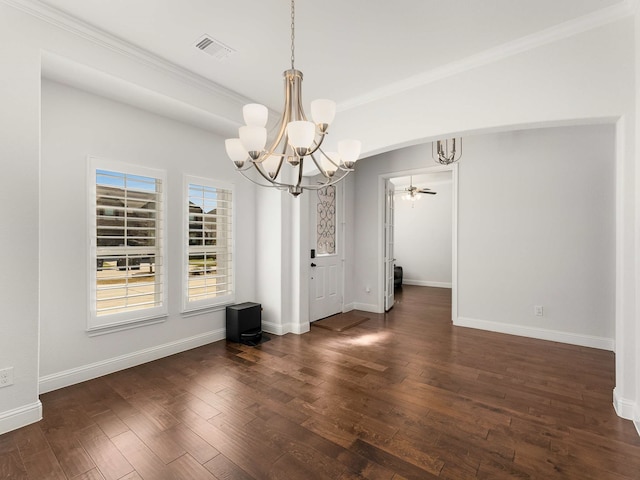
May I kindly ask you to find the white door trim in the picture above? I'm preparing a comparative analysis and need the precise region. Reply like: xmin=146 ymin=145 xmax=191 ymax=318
xmin=378 ymin=163 xmax=458 ymax=320
xmin=309 ymin=182 xmax=345 ymax=321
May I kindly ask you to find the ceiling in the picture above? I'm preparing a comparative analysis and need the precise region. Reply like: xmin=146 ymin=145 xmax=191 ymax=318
xmin=38 ymin=0 xmax=624 ymax=113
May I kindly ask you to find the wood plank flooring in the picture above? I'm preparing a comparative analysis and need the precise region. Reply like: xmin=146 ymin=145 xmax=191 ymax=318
xmin=2 ymin=285 xmax=640 ymax=479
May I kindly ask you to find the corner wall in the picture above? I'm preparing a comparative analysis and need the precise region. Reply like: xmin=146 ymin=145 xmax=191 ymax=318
xmin=0 ymin=1 xmax=251 ymax=434
xmin=38 ymin=79 xmax=256 ymax=387
xmin=455 ymin=126 xmax=615 ymax=350
xmin=341 ymin=14 xmax=637 ymax=427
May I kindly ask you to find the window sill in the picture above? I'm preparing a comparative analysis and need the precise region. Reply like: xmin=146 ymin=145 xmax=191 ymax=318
xmin=87 ymin=314 xmax=168 ymax=337
xmin=181 ymin=303 xmax=233 ymax=318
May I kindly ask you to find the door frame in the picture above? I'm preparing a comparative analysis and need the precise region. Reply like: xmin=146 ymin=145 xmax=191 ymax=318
xmin=378 ymin=163 xmax=459 ymax=319
xmin=309 ymin=181 xmax=345 ymax=322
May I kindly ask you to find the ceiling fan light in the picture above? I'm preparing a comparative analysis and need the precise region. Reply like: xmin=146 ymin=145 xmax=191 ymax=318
xmin=243 ymin=103 xmax=268 ymax=127
xmin=239 ymin=125 xmax=267 ymax=154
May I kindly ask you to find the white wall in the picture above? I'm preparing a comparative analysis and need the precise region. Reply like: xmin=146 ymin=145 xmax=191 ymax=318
xmin=352 ymin=125 xmax=616 ymax=351
xmin=394 ymin=179 xmax=453 ymax=287
xmin=0 ymin=1 xmax=254 ymax=434
xmin=1 ymin=0 xmax=638 ymax=434
xmin=456 ymin=126 xmax=615 ymax=348
xmin=340 ymin=14 xmax=637 ymax=425
xmin=38 ymin=79 xmax=256 ymax=387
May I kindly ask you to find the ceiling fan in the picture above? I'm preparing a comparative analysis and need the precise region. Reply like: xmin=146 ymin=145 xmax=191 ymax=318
xmin=396 ymin=176 xmax=437 ymax=199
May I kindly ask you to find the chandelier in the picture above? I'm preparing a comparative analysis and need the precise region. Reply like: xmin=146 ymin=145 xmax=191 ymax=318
xmin=225 ymin=0 xmax=361 ymax=197
xmin=432 ymin=138 xmax=462 ymax=165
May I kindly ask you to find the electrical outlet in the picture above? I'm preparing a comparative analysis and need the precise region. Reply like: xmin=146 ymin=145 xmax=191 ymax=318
xmin=0 ymin=367 xmax=14 ymax=388
xmin=534 ymin=305 xmax=544 ymax=317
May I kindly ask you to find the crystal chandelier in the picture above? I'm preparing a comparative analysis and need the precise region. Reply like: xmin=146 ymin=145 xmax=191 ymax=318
xmin=225 ymin=0 xmax=361 ymax=197
xmin=432 ymin=138 xmax=462 ymax=165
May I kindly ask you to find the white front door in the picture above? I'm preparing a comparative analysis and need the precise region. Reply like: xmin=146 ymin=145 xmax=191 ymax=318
xmin=310 ymin=183 xmax=343 ymax=321
xmin=384 ymin=179 xmax=395 ymax=311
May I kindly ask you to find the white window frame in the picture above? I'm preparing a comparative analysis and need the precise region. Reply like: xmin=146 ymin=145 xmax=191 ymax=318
xmin=182 ymin=175 xmax=235 ymax=312
xmin=88 ymin=157 xmax=168 ymax=332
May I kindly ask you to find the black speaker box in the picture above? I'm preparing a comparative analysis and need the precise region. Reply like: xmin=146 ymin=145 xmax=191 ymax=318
xmin=226 ymin=302 xmax=262 ymax=343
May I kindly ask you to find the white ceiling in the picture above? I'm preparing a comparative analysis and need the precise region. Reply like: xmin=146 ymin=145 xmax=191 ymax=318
xmin=38 ymin=0 xmax=624 ymax=112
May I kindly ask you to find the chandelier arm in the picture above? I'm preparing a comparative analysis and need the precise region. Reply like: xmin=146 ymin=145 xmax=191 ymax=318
xmin=294 ymin=72 xmax=306 ymax=122
xmin=248 ymin=163 xmax=303 ymax=191
xmin=295 ymin=157 xmax=305 ymax=187
xmin=304 ymin=133 xmax=327 ymax=158
xmin=309 ymin=152 xmax=330 ymax=179
xmin=260 ymin=71 xmax=295 ymax=160
xmin=316 ymin=145 xmax=349 ymax=173
xmin=252 ymin=160 xmax=284 ymax=185
xmin=447 ymin=138 xmax=456 ymax=161
xmin=269 ymin=141 xmax=288 ymax=180
xmin=236 ymin=167 xmax=288 ymax=190
xmin=232 ymin=158 xmax=257 ymax=172
xmin=309 ymin=152 xmax=325 ymax=175
xmin=303 ymin=170 xmax=352 ymax=191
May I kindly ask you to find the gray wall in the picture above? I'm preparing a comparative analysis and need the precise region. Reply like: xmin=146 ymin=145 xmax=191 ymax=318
xmin=350 ymin=124 xmax=615 ymax=349
xmin=394 ymin=176 xmax=453 ymax=287
xmin=39 ymin=79 xmax=257 ymax=387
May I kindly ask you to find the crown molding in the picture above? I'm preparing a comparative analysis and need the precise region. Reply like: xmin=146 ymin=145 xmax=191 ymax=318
xmin=0 ymin=0 xmax=251 ymax=106
xmin=339 ymin=1 xmax=635 ymax=112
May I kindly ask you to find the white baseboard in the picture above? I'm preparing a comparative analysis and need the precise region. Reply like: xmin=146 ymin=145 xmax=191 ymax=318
xmin=403 ymin=280 xmax=452 ymax=288
xmin=262 ymin=321 xmax=285 ymax=336
xmin=0 ymin=401 xmax=42 ymax=435
xmin=613 ymin=387 xmax=637 ymax=420
xmin=454 ymin=316 xmax=614 ymax=351
xmin=343 ymin=303 xmax=355 ymax=313
xmin=39 ymin=329 xmax=225 ymax=394
xmin=289 ymin=322 xmax=310 ymax=335
xmin=353 ymin=302 xmax=382 ymax=314
xmin=263 ymin=321 xmax=310 ymax=335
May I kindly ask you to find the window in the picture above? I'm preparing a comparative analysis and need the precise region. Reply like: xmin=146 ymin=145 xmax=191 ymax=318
xmin=316 ymin=185 xmax=336 ymax=255
xmin=89 ymin=158 xmax=166 ymax=331
xmin=184 ymin=176 xmax=234 ymax=311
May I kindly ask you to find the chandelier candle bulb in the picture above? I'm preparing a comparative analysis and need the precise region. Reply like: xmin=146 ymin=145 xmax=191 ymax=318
xmin=262 ymin=156 xmax=281 ymax=179
xmin=243 ymin=103 xmax=268 ymax=127
xmin=225 ymin=138 xmax=248 ymax=168
xmin=239 ymin=125 xmax=267 ymax=159
xmin=311 ymin=99 xmax=336 ymax=131
xmin=320 ymin=151 xmax=339 ymax=176
xmin=287 ymin=120 xmax=316 ymax=151
xmin=338 ymin=139 xmax=362 ymax=168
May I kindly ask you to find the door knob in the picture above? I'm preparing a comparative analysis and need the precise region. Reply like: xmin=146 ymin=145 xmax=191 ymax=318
xmin=310 ymin=263 xmax=317 ymax=267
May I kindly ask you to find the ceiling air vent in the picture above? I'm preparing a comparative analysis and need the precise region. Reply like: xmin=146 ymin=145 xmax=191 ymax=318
xmin=194 ymin=35 xmax=235 ymax=61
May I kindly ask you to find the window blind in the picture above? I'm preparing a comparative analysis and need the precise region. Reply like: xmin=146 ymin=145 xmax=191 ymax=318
xmin=186 ymin=181 xmax=234 ymax=308
xmin=94 ymin=169 xmax=164 ymax=318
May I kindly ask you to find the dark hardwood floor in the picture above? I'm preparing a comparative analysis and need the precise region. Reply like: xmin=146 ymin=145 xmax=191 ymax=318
xmin=2 ymin=285 xmax=640 ymax=479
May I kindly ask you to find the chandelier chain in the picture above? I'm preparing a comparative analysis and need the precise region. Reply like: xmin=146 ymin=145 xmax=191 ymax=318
xmin=290 ymin=0 xmax=295 ymax=69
